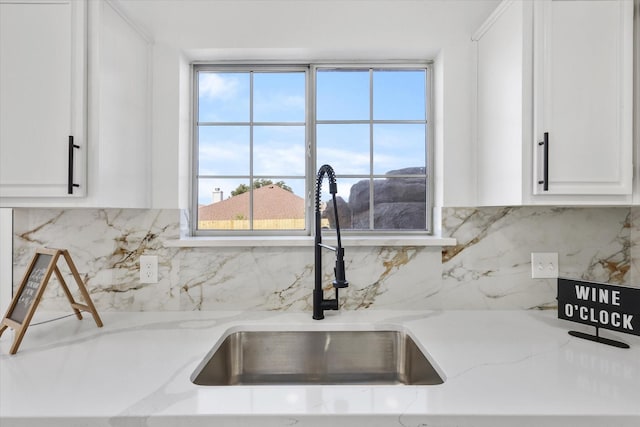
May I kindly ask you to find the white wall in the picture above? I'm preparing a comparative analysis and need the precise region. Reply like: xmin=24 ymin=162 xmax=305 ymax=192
xmin=114 ymin=0 xmax=501 ymax=208
xmin=0 ymin=209 xmax=11 ymax=314
xmin=634 ymin=0 xmax=640 ymax=203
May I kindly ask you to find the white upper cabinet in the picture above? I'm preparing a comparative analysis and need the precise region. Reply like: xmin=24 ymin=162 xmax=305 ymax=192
xmin=0 ymin=0 xmax=151 ymax=208
xmin=533 ymin=0 xmax=633 ymax=197
xmin=0 ymin=0 xmax=86 ymax=198
xmin=87 ymin=0 xmax=152 ymax=208
xmin=474 ymin=0 xmax=532 ymax=206
xmin=474 ymin=0 xmax=633 ymax=206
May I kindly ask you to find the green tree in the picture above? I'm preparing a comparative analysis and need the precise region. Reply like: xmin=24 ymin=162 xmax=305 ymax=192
xmin=231 ymin=184 xmax=250 ymax=197
xmin=231 ymin=179 xmax=292 ymax=197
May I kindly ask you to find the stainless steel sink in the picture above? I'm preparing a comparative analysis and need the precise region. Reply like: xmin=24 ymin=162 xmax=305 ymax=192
xmin=191 ymin=329 xmax=444 ymax=386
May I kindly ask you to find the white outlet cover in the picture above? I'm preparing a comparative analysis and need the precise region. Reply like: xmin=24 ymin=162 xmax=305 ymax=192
xmin=531 ymin=252 xmax=558 ymax=279
xmin=139 ymin=255 xmax=158 ymax=283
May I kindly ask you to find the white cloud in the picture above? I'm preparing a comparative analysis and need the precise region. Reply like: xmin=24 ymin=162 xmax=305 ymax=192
xmin=199 ymin=73 xmax=239 ymax=100
xmin=317 ymin=144 xmax=370 ymax=174
xmin=253 ymin=93 xmax=305 ymax=121
xmin=198 ymin=143 xmax=248 ymax=175
xmin=254 ymin=144 xmax=305 ymax=176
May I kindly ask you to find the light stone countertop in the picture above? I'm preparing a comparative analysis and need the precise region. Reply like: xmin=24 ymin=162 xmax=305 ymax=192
xmin=1 ymin=309 xmax=639 ymax=427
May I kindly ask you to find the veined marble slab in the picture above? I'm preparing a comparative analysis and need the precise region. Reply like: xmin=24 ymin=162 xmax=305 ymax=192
xmin=10 ymin=206 xmax=638 ymax=312
xmin=441 ymin=207 xmax=633 ymax=309
xmin=12 ymin=209 xmax=181 ymax=311
xmin=1 ymin=310 xmax=638 ymax=426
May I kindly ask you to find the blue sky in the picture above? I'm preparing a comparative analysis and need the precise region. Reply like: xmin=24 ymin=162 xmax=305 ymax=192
xmin=197 ymin=69 xmax=426 ymax=206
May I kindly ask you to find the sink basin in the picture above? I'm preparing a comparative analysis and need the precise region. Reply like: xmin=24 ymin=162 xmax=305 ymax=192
xmin=191 ymin=329 xmax=444 ymax=386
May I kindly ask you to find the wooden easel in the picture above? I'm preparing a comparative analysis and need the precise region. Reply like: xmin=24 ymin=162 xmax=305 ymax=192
xmin=0 ymin=248 xmax=103 ymax=354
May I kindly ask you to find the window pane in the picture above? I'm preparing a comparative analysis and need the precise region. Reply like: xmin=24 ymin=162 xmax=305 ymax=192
xmin=316 ymin=124 xmax=370 ymax=174
xmin=373 ymin=70 xmax=426 ymax=120
xmin=336 ymin=178 xmax=370 ymax=230
xmin=316 ymin=70 xmax=369 ymax=120
xmin=197 ymin=178 xmax=250 ymax=230
xmin=372 ymin=176 xmax=427 ymax=230
xmin=198 ymin=72 xmax=249 ymax=122
xmin=253 ymin=73 xmax=305 ymax=122
xmin=198 ymin=126 xmax=250 ymax=175
xmin=253 ymin=178 xmax=305 ymax=230
xmin=253 ymin=126 xmax=305 ymax=176
xmin=316 ymin=176 xmax=356 ymax=209
xmin=318 ymin=177 xmax=368 ymax=231
xmin=373 ymin=124 xmax=425 ymax=174
xmin=323 ymin=175 xmax=428 ymax=231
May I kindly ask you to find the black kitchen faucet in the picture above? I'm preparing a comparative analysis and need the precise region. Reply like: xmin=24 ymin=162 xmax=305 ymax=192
xmin=313 ymin=164 xmax=349 ymax=320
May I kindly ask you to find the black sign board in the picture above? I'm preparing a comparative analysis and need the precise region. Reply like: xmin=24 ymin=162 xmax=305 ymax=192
xmin=557 ymin=278 xmax=640 ymax=348
xmin=8 ymin=252 xmax=54 ymax=324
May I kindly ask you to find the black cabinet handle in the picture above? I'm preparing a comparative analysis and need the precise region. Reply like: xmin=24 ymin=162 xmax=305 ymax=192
xmin=537 ymin=132 xmax=549 ymax=191
xmin=68 ymin=136 xmax=80 ymax=194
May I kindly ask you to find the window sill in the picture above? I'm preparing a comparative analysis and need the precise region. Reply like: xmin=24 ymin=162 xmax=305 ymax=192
xmin=163 ymin=235 xmax=457 ymax=248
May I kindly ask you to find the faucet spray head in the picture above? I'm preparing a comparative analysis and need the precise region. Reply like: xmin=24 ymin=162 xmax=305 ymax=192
xmin=332 ymin=247 xmax=348 ymax=288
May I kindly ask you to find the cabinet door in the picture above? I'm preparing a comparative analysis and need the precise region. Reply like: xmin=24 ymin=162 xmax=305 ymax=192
xmin=0 ymin=0 xmax=85 ymax=198
xmin=533 ymin=0 xmax=633 ymax=196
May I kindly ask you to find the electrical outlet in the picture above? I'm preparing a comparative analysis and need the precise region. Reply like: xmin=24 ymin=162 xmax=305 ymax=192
xmin=140 ymin=255 xmax=158 ymax=283
xmin=531 ymin=252 xmax=558 ymax=279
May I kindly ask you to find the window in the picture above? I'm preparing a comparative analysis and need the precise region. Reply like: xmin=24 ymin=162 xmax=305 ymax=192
xmin=193 ymin=63 xmax=431 ymax=236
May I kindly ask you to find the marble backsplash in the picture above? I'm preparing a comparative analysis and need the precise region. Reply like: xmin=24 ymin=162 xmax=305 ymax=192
xmin=8 ymin=206 xmax=638 ymax=312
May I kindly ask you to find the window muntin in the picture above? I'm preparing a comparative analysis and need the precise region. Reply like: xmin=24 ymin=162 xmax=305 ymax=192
xmin=193 ymin=64 xmax=431 ymax=236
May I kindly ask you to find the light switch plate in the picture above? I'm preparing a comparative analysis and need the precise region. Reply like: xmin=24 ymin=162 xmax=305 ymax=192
xmin=531 ymin=252 xmax=558 ymax=279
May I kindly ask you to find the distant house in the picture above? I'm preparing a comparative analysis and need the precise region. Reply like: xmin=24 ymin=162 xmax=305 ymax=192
xmin=198 ymin=185 xmax=305 ymax=230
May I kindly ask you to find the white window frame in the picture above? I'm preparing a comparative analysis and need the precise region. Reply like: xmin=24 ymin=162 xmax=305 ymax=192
xmin=191 ymin=61 xmax=433 ymax=237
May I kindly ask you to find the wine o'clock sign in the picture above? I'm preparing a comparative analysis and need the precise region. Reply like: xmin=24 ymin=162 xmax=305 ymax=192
xmin=557 ymin=278 xmax=640 ymax=348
